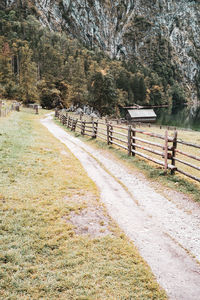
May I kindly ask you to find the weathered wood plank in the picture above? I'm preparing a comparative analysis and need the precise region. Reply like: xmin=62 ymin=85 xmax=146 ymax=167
xmin=111 ymin=140 xmax=128 ymax=150
xmin=164 ymin=130 xmax=168 ymax=173
xmin=132 ymin=143 xmax=163 ymax=157
xmin=132 ymin=128 xmax=173 ymax=142
xmin=111 ymin=135 xmax=127 ymax=144
xmin=177 ymin=139 xmax=200 ymax=149
xmin=176 ymin=169 xmax=200 ymax=182
xmin=133 ymin=136 xmax=164 ymax=149
xmin=132 ymin=149 xmax=176 ymax=170
xmin=97 ymin=130 xmax=107 ymax=137
xmin=110 ymin=124 xmax=128 ymax=130
xmin=175 ymin=149 xmax=200 ymax=161
xmin=110 ymin=129 xmax=128 ymax=137
xmin=174 ymin=157 xmax=200 ymax=171
xmin=84 ymin=129 xmax=94 ymax=133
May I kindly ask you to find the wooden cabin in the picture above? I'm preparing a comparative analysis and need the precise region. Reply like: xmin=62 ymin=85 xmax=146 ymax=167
xmin=126 ymin=109 xmax=157 ymax=123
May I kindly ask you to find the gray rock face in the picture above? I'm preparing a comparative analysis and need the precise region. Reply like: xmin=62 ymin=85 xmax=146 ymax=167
xmin=5 ymin=0 xmax=200 ymax=103
xmin=75 ymin=108 xmax=83 ymax=115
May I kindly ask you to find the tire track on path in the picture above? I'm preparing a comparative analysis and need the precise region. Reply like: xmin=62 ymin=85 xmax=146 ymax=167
xmin=41 ymin=115 xmax=200 ymax=300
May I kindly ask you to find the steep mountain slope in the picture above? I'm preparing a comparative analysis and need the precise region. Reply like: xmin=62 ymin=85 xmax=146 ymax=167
xmin=3 ymin=0 xmax=200 ymax=104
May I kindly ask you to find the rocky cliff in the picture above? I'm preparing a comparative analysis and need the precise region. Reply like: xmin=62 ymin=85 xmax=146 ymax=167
xmin=4 ymin=0 xmax=200 ymax=104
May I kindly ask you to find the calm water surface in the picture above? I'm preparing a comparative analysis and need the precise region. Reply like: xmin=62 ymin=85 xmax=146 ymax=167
xmin=155 ymin=106 xmax=200 ymax=131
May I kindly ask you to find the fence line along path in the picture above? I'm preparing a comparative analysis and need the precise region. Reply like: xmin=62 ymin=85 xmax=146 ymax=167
xmin=0 ymin=101 xmax=21 ymax=117
xmin=55 ymin=110 xmax=200 ymax=183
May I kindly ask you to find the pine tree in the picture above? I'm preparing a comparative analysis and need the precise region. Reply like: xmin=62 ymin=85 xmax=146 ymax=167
xmin=88 ymin=71 xmax=118 ymax=115
xmin=65 ymin=56 xmax=88 ymax=106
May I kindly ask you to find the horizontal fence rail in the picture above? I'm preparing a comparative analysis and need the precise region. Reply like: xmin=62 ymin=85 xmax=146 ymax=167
xmin=55 ymin=110 xmax=200 ymax=183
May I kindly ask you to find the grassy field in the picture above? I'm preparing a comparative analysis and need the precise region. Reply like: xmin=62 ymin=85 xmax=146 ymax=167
xmin=0 ymin=110 xmax=166 ymax=299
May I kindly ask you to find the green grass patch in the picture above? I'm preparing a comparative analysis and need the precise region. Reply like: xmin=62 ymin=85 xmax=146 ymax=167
xmin=0 ymin=112 xmax=166 ymax=299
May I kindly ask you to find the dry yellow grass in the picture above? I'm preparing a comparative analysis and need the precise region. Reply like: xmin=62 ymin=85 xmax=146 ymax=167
xmin=0 ymin=111 xmax=167 ymax=299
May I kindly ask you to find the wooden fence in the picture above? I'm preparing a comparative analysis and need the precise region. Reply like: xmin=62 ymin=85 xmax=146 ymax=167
xmin=26 ymin=104 xmax=39 ymax=114
xmin=0 ymin=107 xmax=10 ymax=117
xmin=55 ymin=110 xmax=200 ymax=183
xmin=0 ymin=102 xmax=20 ymax=117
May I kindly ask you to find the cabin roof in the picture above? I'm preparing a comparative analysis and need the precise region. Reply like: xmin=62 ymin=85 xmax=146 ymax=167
xmin=127 ymin=109 xmax=156 ymax=118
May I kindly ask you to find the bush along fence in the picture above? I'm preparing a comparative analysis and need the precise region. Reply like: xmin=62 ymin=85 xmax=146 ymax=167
xmin=55 ymin=110 xmax=200 ymax=183
xmin=0 ymin=101 xmax=20 ymax=117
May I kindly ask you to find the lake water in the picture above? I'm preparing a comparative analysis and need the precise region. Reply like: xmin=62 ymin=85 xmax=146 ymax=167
xmin=155 ymin=106 xmax=200 ymax=131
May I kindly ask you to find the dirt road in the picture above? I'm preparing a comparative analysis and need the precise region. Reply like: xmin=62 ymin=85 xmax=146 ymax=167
xmin=42 ymin=115 xmax=200 ymax=300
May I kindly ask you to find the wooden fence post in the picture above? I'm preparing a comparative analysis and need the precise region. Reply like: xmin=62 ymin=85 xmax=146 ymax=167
xmin=110 ymin=125 xmax=113 ymax=145
xmin=83 ymin=121 xmax=85 ymax=135
xmin=164 ymin=130 xmax=168 ymax=173
xmin=62 ymin=114 xmax=65 ymax=125
xmin=92 ymin=120 xmax=98 ymax=138
xmin=92 ymin=120 xmax=95 ymax=138
xmin=75 ymin=119 xmax=78 ymax=131
xmin=72 ymin=119 xmax=76 ymax=131
xmin=66 ymin=115 xmax=68 ymax=126
xmin=64 ymin=116 xmax=67 ymax=126
xmin=81 ymin=121 xmax=85 ymax=135
xmin=71 ymin=118 xmax=74 ymax=130
xmin=132 ymin=126 xmax=136 ymax=156
xmin=67 ymin=116 xmax=70 ymax=128
xmin=69 ymin=117 xmax=72 ymax=128
xmin=128 ymin=125 xmax=132 ymax=156
xmin=71 ymin=118 xmax=76 ymax=131
xmin=171 ymin=131 xmax=177 ymax=175
xmin=81 ymin=120 xmax=83 ymax=134
xmin=95 ymin=121 xmax=98 ymax=138
xmin=64 ymin=115 xmax=68 ymax=126
xmin=35 ymin=105 xmax=39 ymax=114
xmin=107 ymin=124 xmax=110 ymax=145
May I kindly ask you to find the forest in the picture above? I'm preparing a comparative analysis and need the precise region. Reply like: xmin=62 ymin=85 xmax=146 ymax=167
xmin=0 ymin=7 xmax=187 ymax=116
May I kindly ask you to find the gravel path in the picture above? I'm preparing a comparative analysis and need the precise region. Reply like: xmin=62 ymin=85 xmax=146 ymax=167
xmin=42 ymin=115 xmax=200 ymax=300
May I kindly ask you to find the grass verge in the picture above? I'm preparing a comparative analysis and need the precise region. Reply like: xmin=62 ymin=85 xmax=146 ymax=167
xmin=0 ymin=112 xmax=166 ymax=299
